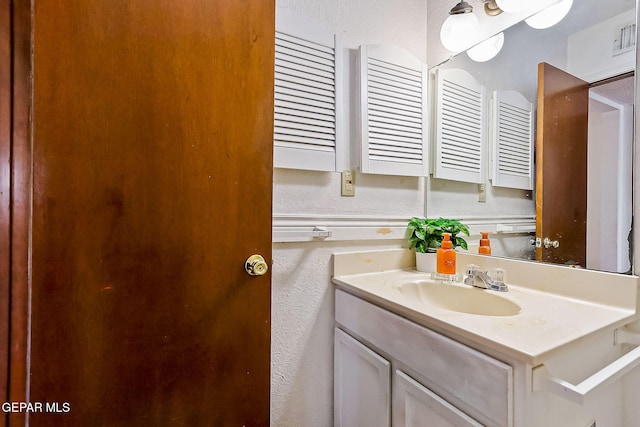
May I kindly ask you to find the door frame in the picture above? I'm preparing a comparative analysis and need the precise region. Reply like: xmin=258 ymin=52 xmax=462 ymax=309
xmin=0 ymin=2 xmax=12 ymax=424
xmin=634 ymin=4 xmax=640 ymax=275
xmin=3 ymin=1 xmax=32 ymax=425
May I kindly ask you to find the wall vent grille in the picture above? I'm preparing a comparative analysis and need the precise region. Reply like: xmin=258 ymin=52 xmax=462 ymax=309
xmin=613 ymin=22 xmax=636 ymax=56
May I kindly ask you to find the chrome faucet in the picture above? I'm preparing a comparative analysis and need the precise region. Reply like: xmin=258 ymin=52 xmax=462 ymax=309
xmin=464 ymin=265 xmax=508 ymax=292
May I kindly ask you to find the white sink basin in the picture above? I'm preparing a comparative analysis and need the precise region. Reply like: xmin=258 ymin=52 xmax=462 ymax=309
xmin=397 ymin=281 xmax=521 ymax=316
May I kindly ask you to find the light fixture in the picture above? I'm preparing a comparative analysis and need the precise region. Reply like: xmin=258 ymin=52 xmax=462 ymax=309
xmin=482 ymin=0 xmax=503 ymax=17
xmin=439 ymin=0 xmax=574 ymax=62
xmin=525 ymin=0 xmax=573 ymax=29
xmin=494 ymin=0 xmax=528 ymax=14
xmin=467 ymin=32 xmax=504 ymax=62
xmin=440 ymin=1 xmax=481 ymax=53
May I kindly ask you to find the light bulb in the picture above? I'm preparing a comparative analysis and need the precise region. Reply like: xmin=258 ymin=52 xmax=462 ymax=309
xmin=467 ymin=32 xmax=504 ymax=62
xmin=525 ymin=0 xmax=573 ymax=29
xmin=440 ymin=12 xmax=480 ymax=53
xmin=495 ymin=0 xmax=529 ymax=14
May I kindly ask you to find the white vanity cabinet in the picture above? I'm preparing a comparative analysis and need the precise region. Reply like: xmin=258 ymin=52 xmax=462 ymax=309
xmin=334 ymin=289 xmax=513 ymax=427
xmin=333 ymin=250 xmax=640 ymax=426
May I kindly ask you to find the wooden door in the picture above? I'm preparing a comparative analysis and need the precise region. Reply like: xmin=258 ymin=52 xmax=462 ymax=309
xmin=9 ymin=0 xmax=274 ymax=425
xmin=535 ymin=62 xmax=590 ymax=266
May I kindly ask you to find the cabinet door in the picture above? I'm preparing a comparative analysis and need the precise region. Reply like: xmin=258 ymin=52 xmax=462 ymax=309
xmin=274 ymin=8 xmax=344 ymax=171
xmin=433 ymin=68 xmax=487 ymax=184
xmin=334 ymin=328 xmax=391 ymax=427
xmin=393 ymin=370 xmax=483 ymax=427
xmin=359 ymin=44 xmax=428 ymax=177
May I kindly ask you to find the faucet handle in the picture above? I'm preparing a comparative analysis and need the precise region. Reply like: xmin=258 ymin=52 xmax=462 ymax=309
xmin=489 ymin=268 xmax=509 ymax=291
xmin=465 ymin=264 xmax=480 ymax=275
xmin=489 ymin=268 xmax=506 ymax=284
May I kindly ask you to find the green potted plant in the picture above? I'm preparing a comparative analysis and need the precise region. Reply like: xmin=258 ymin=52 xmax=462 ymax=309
xmin=407 ymin=217 xmax=470 ymax=272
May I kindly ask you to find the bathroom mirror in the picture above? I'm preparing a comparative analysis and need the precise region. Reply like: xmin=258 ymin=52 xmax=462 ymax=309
xmin=427 ymin=0 xmax=637 ymax=273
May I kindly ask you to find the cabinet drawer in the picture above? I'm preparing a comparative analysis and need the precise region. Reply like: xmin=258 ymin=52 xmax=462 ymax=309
xmin=335 ymin=289 xmax=513 ymax=427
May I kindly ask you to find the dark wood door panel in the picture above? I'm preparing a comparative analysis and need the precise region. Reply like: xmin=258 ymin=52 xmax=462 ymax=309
xmin=19 ymin=0 xmax=274 ymax=425
xmin=536 ymin=62 xmax=589 ymax=266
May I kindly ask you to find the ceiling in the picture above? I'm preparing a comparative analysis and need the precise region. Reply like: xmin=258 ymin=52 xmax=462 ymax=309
xmin=591 ymin=75 xmax=635 ymax=105
xmin=551 ymin=0 xmax=635 ymax=105
xmin=554 ymin=0 xmax=635 ymax=35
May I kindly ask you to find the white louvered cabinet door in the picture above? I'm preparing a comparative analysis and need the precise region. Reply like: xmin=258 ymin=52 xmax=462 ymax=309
xmin=490 ymin=90 xmax=534 ymax=190
xmin=359 ymin=44 xmax=428 ymax=177
xmin=433 ymin=68 xmax=486 ymax=184
xmin=274 ymin=9 xmax=344 ymax=171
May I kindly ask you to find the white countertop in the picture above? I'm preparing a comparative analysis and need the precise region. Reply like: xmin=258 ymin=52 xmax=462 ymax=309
xmin=333 ymin=249 xmax=639 ymax=365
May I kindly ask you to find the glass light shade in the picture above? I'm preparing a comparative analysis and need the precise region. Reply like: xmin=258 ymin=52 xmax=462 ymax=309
xmin=440 ymin=12 xmax=480 ymax=52
xmin=495 ymin=0 xmax=529 ymax=13
xmin=525 ymin=0 xmax=573 ymax=29
xmin=467 ymin=32 xmax=504 ymax=62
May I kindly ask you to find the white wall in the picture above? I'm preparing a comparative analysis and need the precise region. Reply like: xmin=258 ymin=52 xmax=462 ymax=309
xmin=588 ymin=105 xmax=622 ymax=271
xmin=568 ymin=9 xmax=636 ymax=82
xmin=587 ymin=95 xmax=634 ymax=273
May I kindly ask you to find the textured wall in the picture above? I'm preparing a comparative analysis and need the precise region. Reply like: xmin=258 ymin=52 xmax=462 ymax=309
xmin=277 ymin=0 xmax=427 ymax=61
xmin=274 ymin=170 xmax=425 ymax=217
xmin=271 ymin=240 xmax=405 ymax=426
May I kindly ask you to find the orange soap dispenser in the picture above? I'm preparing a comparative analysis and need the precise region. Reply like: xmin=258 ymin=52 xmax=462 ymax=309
xmin=479 ymin=232 xmax=491 ymax=255
xmin=437 ymin=233 xmax=456 ymax=274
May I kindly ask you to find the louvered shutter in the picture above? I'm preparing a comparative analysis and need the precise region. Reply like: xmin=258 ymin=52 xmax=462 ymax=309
xmin=433 ymin=68 xmax=486 ymax=184
xmin=359 ymin=44 xmax=428 ymax=176
xmin=274 ymin=9 xmax=343 ymax=171
xmin=491 ymin=90 xmax=534 ymax=190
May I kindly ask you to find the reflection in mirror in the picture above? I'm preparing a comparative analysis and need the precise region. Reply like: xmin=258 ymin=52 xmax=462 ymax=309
xmin=427 ymin=0 xmax=636 ymax=273
xmin=588 ymin=76 xmax=634 ymax=272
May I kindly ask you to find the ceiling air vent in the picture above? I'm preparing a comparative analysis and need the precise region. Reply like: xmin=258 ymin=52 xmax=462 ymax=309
xmin=613 ymin=22 xmax=636 ymax=56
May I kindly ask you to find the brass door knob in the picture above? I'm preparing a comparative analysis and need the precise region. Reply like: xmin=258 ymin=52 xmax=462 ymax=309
xmin=543 ymin=237 xmax=560 ymax=249
xmin=245 ymin=254 xmax=268 ymax=276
